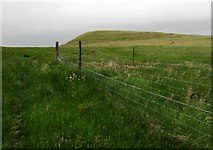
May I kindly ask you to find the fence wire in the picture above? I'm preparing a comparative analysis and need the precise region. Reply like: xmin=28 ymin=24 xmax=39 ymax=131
xmin=58 ymin=55 xmax=212 ymax=147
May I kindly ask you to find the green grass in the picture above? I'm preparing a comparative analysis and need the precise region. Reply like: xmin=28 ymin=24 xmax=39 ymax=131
xmin=63 ymin=30 xmax=210 ymax=47
xmin=3 ymin=30 xmax=212 ymax=148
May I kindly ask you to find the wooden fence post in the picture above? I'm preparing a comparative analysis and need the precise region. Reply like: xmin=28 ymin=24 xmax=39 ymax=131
xmin=55 ymin=41 xmax=59 ymax=60
xmin=132 ymin=46 xmax=135 ymax=64
xmin=79 ymin=41 xmax=82 ymax=69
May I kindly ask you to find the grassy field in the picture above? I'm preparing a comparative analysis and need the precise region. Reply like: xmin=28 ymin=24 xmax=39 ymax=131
xmin=3 ymin=30 xmax=212 ymax=148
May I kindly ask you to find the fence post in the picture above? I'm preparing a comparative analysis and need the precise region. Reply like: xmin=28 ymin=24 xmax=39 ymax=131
xmin=55 ymin=41 xmax=59 ymax=60
xmin=79 ymin=41 xmax=82 ymax=69
xmin=132 ymin=46 xmax=135 ymax=64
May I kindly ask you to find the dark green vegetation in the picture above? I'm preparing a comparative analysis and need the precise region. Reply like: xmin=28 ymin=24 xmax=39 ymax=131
xmin=3 ymin=30 xmax=212 ymax=148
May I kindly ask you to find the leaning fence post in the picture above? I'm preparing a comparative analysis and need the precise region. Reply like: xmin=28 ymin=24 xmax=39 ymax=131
xmin=55 ymin=41 xmax=59 ymax=60
xmin=79 ymin=41 xmax=82 ymax=69
xmin=132 ymin=46 xmax=135 ymax=64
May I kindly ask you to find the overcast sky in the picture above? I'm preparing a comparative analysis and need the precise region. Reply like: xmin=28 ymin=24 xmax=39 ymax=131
xmin=1 ymin=0 xmax=212 ymax=47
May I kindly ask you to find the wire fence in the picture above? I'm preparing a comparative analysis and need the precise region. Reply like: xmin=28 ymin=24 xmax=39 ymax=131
xmin=81 ymin=58 xmax=211 ymax=109
xmin=3 ymin=44 xmax=211 ymax=148
xmin=58 ymin=54 xmax=212 ymax=147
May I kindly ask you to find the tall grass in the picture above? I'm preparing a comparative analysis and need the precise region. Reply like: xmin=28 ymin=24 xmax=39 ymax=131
xmin=3 ymin=47 xmax=200 ymax=148
xmin=3 ymin=30 xmax=212 ymax=148
xmin=59 ymin=33 xmax=211 ymax=148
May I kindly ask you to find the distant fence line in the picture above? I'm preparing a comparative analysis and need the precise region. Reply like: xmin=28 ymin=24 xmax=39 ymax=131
xmin=56 ymin=41 xmax=212 ymax=147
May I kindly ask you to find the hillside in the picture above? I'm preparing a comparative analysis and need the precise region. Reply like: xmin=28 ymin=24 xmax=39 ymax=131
xmin=62 ymin=30 xmax=210 ymax=47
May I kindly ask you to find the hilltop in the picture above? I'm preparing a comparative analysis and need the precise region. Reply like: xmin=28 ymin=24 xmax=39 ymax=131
xmin=62 ymin=30 xmax=210 ymax=47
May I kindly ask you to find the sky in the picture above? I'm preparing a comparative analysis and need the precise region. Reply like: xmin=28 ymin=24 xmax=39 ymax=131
xmin=1 ymin=0 xmax=212 ymax=47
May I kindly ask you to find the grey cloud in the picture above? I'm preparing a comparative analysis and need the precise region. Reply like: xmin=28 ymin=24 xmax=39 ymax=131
xmin=2 ymin=0 xmax=211 ymax=46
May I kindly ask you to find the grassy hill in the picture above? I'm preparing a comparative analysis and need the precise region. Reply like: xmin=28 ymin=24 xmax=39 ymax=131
xmin=62 ymin=30 xmax=210 ymax=47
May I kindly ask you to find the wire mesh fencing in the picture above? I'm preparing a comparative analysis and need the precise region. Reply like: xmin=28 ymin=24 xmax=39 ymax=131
xmin=58 ymin=55 xmax=212 ymax=147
